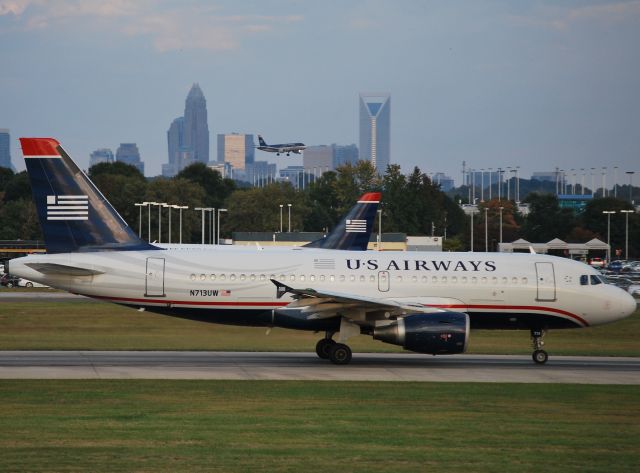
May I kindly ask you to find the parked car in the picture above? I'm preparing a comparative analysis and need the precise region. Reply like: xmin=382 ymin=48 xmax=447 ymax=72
xmin=1 ymin=274 xmax=20 ymax=288
xmin=15 ymin=278 xmax=48 ymax=288
xmin=588 ymin=257 xmax=605 ymax=268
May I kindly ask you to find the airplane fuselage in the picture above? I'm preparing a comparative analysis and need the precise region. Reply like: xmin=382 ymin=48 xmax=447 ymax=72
xmin=9 ymin=247 xmax=635 ymax=332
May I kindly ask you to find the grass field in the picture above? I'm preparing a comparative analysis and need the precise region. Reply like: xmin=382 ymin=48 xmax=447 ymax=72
xmin=0 ymin=381 xmax=637 ymax=472
xmin=0 ymin=299 xmax=638 ymax=356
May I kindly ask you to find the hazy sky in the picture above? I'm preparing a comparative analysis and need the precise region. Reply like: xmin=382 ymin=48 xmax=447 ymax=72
xmin=1 ymin=0 xmax=639 ymax=185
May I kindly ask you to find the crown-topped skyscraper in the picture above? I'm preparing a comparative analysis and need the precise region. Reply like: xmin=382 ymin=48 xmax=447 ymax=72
xmin=164 ymin=83 xmax=210 ymax=177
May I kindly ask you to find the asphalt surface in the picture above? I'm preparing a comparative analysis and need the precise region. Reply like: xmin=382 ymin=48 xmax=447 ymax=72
xmin=0 ymin=351 xmax=638 ymax=384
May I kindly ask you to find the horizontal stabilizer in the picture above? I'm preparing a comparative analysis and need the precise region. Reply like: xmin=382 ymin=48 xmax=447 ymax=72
xmin=25 ymin=262 xmax=105 ymax=276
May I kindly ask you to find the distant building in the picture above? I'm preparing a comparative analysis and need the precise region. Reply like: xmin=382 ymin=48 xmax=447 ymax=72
xmin=302 ymin=143 xmax=359 ymax=176
xmin=359 ymin=93 xmax=390 ymax=173
xmin=184 ymin=83 xmax=209 ymax=164
xmin=303 ymin=145 xmax=333 ymax=174
xmin=333 ymin=144 xmax=359 ymax=168
xmin=432 ymin=172 xmax=454 ymax=192
xmin=558 ymin=194 xmax=593 ymax=214
xmin=280 ymin=165 xmax=305 ymax=188
xmin=217 ymin=133 xmax=254 ymax=171
xmin=207 ymin=162 xmax=232 ymax=179
xmin=115 ymin=143 xmax=144 ymax=175
xmin=89 ymin=148 xmax=114 ymax=167
xmin=0 ymin=129 xmax=14 ymax=171
xmin=245 ymin=161 xmax=277 ymax=186
xmin=163 ymin=84 xmax=210 ymax=177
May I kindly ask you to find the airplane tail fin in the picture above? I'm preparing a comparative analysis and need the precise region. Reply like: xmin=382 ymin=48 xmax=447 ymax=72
xmin=20 ymin=137 xmax=157 ymax=254
xmin=304 ymin=192 xmax=381 ymax=251
xmin=258 ymin=135 xmax=267 ymax=147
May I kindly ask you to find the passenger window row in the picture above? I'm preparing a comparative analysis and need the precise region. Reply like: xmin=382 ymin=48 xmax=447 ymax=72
xmin=189 ymin=273 xmax=529 ymax=285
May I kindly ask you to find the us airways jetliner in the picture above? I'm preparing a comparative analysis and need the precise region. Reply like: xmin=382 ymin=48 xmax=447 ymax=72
xmin=256 ymin=135 xmax=306 ymax=156
xmin=7 ymin=138 xmax=636 ymax=365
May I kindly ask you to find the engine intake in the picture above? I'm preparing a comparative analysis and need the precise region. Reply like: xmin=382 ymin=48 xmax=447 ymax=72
xmin=373 ymin=312 xmax=469 ymax=355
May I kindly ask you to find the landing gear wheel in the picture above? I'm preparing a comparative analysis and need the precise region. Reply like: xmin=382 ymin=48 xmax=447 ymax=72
xmin=315 ymin=338 xmax=335 ymax=359
xmin=532 ymin=349 xmax=548 ymax=364
xmin=329 ymin=343 xmax=352 ymax=365
xmin=531 ymin=329 xmax=548 ymax=365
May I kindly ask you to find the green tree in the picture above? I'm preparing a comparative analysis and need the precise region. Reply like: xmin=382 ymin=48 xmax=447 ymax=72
xmin=223 ymin=183 xmax=309 ymax=236
xmin=521 ymin=193 xmax=576 ymax=242
xmin=144 ymin=178 xmax=206 ymax=243
xmin=581 ymin=197 xmax=638 ymax=258
xmin=177 ymin=163 xmax=236 ymax=208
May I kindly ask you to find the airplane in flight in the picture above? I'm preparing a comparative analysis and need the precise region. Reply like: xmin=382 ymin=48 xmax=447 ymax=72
xmin=256 ymin=135 xmax=306 ymax=156
xmin=7 ymin=138 xmax=636 ymax=365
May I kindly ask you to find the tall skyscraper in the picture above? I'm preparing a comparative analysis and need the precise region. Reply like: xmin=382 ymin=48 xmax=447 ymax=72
xmin=89 ymin=148 xmax=114 ymax=167
xmin=184 ymin=83 xmax=209 ymax=164
xmin=164 ymin=84 xmax=210 ymax=177
xmin=359 ymin=93 xmax=390 ymax=173
xmin=217 ymin=133 xmax=255 ymax=171
xmin=116 ymin=143 xmax=144 ymax=175
xmin=0 ymin=129 xmax=14 ymax=171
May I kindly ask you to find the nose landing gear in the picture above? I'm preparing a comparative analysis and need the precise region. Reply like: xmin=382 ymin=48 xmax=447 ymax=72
xmin=531 ymin=329 xmax=548 ymax=364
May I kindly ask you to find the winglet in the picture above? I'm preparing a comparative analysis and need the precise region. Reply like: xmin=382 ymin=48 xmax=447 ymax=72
xmin=271 ymin=279 xmax=292 ymax=299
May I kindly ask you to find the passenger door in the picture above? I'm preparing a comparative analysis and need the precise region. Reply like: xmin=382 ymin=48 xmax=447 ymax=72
xmin=535 ymin=262 xmax=556 ymax=301
xmin=145 ymin=257 xmax=165 ymax=297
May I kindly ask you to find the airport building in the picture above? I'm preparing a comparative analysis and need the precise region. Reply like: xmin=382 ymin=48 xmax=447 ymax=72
xmin=0 ymin=129 xmax=13 ymax=171
xmin=89 ymin=148 xmax=114 ymax=167
xmin=359 ymin=93 xmax=390 ymax=173
xmin=115 ymin=143 xmax=144 ymax=175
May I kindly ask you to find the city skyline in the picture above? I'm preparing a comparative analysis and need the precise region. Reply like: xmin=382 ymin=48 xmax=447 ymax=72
xmin=1 ymin=1 xmax=639 ymax=182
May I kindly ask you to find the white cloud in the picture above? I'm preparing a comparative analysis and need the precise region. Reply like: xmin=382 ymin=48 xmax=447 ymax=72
xmin=0 ymin=0 xmax=304 ymax=52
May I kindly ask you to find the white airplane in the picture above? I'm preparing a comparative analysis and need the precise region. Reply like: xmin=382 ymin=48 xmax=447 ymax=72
xmin=256 ymin=135 xmax=305 ymax=156
xmin=7 ymin=138 xmax=636 ymax=365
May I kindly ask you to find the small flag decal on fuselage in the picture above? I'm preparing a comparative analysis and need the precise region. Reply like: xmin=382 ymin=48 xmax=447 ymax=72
xmin=47 ymin=195 xmax=89 ymax=220
xmin=345 ymin=219 xmax=367 ymax=233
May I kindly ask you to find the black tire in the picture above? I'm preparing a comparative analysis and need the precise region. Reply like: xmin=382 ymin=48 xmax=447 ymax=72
xmin=532 ymin=349 xmax=548 ymax=364
xmin=315 ymin=339 xmax=335 ymax=359
xmin=329 ymin=343 xmax=352 ymax=365
xmin=25 ymin=282 xmax=34 ymax=288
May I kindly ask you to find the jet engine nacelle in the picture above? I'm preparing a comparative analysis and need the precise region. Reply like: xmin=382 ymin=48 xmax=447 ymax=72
xmin=373 ymin=312 xmax=469 ymax=355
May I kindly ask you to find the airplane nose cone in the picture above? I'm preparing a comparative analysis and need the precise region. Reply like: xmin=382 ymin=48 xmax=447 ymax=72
xmin=622 ymin=291 xmax=638 ymax=318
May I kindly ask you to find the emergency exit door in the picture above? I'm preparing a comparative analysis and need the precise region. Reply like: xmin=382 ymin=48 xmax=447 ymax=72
xmin=535 ymin=262 xmax=556 ymax=301
xmin=145 ymin=257 xmax=165 ymax=297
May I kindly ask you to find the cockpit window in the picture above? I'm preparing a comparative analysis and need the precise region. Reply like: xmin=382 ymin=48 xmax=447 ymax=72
xmin=590 ymin=275 xmax=603 ymax=285
xmin=580 ymin=275 xmax=589 ymax=286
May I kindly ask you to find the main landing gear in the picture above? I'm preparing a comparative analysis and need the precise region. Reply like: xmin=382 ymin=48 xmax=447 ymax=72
xmin=531 ymin=329 xmax=548 ymax=364
xmin=315 ymin=333 xmax=352 ymax=365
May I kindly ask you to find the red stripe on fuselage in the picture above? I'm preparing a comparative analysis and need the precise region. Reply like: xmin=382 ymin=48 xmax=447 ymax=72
xmin=427 ymin=303 xmax=589 ymax=327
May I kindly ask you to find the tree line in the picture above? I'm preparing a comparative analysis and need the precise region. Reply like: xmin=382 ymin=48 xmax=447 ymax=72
xmin=0 ymin=161 xmax=637 ymax=257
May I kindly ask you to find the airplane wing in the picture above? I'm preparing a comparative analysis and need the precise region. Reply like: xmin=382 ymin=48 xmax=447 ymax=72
xmin=271 ymin=279 xmax=465 ymax=322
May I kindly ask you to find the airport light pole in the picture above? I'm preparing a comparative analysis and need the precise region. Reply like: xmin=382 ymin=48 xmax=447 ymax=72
xmin=620 ymin=210 xmax=633 ymax=260
xmin=287 ymin=203 xmax=292 ymax=232
xmin=484 ymin=207 xmax=489 ymax=252
xmin=209 ymin=208 xmax=215 ymax=244
xmin=626 ymin=171 xmax=635 ymax=203
xmin=134 ymin=203 xmax=145 ymax=237
xmin=602 ymin=211 xmax=616 ymax=263
xmin=217 ymin=208 xmax=227 ymax=245
xmin=143 ymin=202 xmax=156 ymax=243
xmin=602 ymin=167 xmax=607 ymax=197
xmin=279 ymin=204 xmax=283 ymax=233
xmin=614 ymin=166 xmax=618 ymax=198
xmin=470 ymin=209 xmax=474 ymax=252
xmin=194 ymin=207 xmax=207 ymax=244
xmin=480 ymin=169 xmax=484 ymax=202
xmin=499 ymin=206 xmax=504 ymax=245
xmin=488 ymin=168 xmax=492 ymax=201
xmin=177 ymin=206 xmax=188 ymax=244
xmin=162 ymin=204 xmax=172 ymax=243
xmin=156 ymin=203 xmax=167 ymax=243
xmin=377 ymin=209 xmax=382 ymax=251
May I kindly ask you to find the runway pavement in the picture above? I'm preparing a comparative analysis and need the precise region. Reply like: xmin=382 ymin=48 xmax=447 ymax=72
xmin=0 ymin=351 xmax=638 ymax=383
